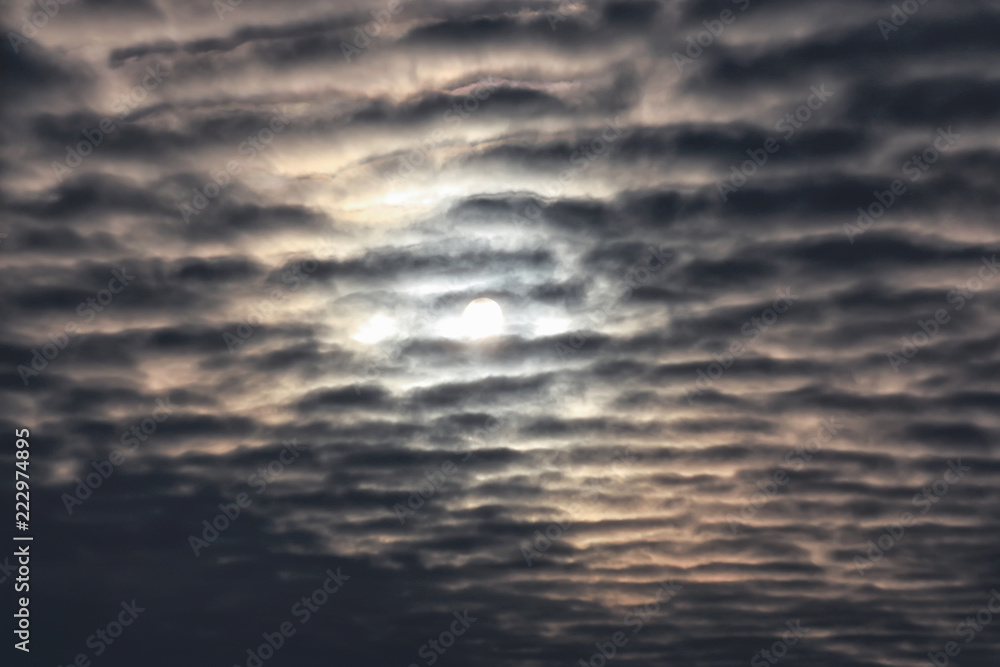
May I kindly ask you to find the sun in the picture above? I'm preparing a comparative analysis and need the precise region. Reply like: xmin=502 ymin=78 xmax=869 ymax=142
xmin=462 ymin=298 xmax=504 ymax=339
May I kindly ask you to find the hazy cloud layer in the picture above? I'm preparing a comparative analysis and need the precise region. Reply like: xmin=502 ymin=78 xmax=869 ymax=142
xmin=2 ymin=0 xmax=999 ymax=665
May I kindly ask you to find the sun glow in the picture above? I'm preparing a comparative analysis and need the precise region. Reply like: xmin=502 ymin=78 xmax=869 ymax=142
xmin=462 ymin=298 xmax=504 ymax=339
xmin=353 ymin=314 xmax=397 ymax=344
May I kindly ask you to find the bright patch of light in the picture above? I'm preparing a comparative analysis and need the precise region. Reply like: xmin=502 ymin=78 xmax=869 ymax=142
xmin=462 ymin=298 xmax=504 ymax=339
xmin=533 ymin=316 xmax=572 ymax=337
xmin=353 ymin=314 xmax=396 ymax=344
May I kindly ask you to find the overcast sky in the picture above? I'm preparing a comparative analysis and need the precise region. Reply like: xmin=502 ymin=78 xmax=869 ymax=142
xmin=2 ymin=0 xmax=1000 ymax=665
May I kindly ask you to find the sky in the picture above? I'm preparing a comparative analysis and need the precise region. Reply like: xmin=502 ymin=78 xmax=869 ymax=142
xmin=2 ymin=0 xmax=1000 ymax=665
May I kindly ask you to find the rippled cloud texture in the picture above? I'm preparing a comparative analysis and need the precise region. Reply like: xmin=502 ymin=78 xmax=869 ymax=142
xmin=2 ymin=0 xmax=1000 ymax=665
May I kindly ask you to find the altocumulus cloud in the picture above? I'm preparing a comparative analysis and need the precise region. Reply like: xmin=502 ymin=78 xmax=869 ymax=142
xmin=2 ymin=0 xmax=1000 ymax=665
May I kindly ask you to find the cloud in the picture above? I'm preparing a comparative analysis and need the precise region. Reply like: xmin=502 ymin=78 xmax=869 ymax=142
xmin=2 ymin=0 xmax=999 ymax=665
